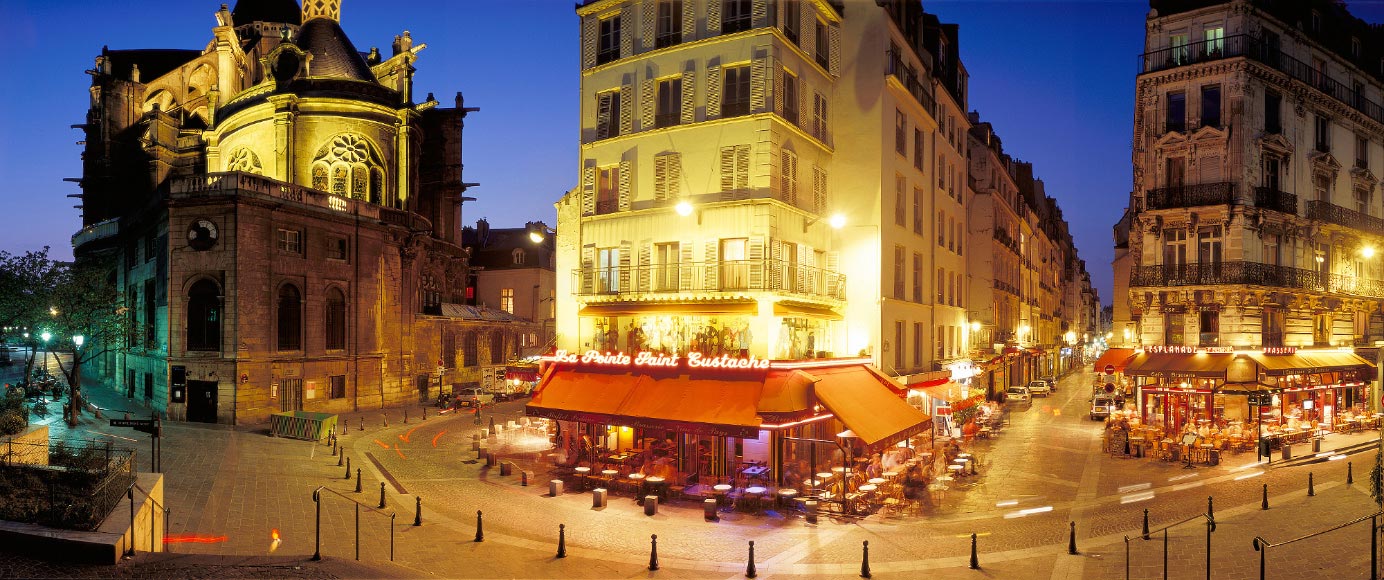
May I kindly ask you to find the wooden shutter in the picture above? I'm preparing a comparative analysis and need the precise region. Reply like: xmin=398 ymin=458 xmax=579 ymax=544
xmin=705 ymin=240 xmax=719 ymax=289
xmin=682 ymin=0 xmax=696 ymax=42
xmin=752 ymin=0 xmax=769 ymax=28
xmin=638 ymin=242 xmax=652 ymax=292
xmin=681 ymin=68 xmax=696 ymax=125
xmin=618 ymin=159 xmax=632 ymax=211
xmin=768 ymin=240 xmax=782 ymax=290
xmin=620 ymin=6 xmax=634 ymax=58
xmin=706 ymin=63 xmax=722 ymax=119
xmin=582 ymin=16 xmax=597 ymax=68
xmin=773 ymin=66 xmax=784 ymax=117
xmin=679 ymin=240 xmax=694 ymax=291
xmin=640 ymin=77 xmax=656 ymax=130
xmin=619 ymin=241 xmax=632 ymax=291
xmin=582 ymin=164 xmax=596 ymax=216
xmin=596 ymin=92 xmax=613 ymax=139
xmin=748 ymin=236 xmax=765 ymax=289
xmin=653 ymin=154 xmax=668 ymax=201
xmin=826 ymin=251 xmax=841 ymax=298
xmin=828 ymin=22 xmax=841 ymax=76
xmin=708 ymin=0 xmax=722 ymax=34
xmin=581 ymin=245 xmax=596 ymax=294
xmin=735 ymin=145 xmax=750 ymax=191
xmin=813 ymin=165 xmax=826 ymax=213
xmin=750 ymin=56 xmax=767 ymax=113
xmin=780 ymin=150 xmax=795 ymax=205
xmin=666 ymin=152 xmax=682 ymax=199
xmin=642 ymin=1 xmax=655 ymax=51
xmin=797 ymin=243 xmax=810 ymax=293
xmin=720 ymin=146 xmax=736 ymax=199
xmin=799 ymin=78 xmax=810 ymax=131
xmin=800 ymin=8 xmax=815 ymax=56
xmin=1201 ymin=155 xmax=1223 ymax=183
xmin=620 ymin=82 xmax=634 ymax=135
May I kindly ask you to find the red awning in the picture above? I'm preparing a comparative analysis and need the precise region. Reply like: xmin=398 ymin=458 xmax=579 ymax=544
xmin=809 ymin=366 xmax=933 ymax=447
xmin=1092 ymin=348 xmax=1137 ymax=374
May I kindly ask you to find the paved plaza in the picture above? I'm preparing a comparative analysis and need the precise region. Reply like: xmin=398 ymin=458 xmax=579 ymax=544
xmin=4 ymin=357 xmax=1384 ymax=578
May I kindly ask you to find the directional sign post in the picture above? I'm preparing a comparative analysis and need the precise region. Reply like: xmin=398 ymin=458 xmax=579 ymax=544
xmin=110 ymin=413 xmax=162 ymax=472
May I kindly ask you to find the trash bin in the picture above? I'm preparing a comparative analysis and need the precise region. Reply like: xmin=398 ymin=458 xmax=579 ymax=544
xmin=1258 ymin=438 xmax=1271 ymax=458
xmin=1281 ymin=444 xmax=1293 ymax=461
xmin=1312 ymin=438 xmax=1323 ymax=453
xmin=1209 ymin=449 xmax=1220 ymax=466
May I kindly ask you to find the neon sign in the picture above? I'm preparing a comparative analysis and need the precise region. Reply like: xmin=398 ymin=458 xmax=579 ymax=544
xmin=1142 ymin=346 xmax=1232 ymax=355
xmin=548 ymin=350 xmax=771 ymax=370
xmin=1261 ymin=347 xmax=1297 ymax=355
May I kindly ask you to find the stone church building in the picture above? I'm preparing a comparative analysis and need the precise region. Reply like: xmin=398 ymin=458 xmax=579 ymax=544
xmin=70 ymin=0 xmax=533 ymax=424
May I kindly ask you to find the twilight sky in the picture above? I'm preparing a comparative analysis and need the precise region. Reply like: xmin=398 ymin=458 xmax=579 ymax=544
xmin=9 ymin=1 xmax=1384 ymax=305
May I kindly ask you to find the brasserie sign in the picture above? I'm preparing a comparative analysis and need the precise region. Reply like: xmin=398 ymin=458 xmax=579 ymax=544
xmin=549 ymin=349 xmax=772 ymax=370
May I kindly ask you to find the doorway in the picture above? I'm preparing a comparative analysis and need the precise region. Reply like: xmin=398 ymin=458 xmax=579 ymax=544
xmin=187 ymin=380 xmax=218 ymax=423
xmin=280 ymin=378 xmax=303 ymax=412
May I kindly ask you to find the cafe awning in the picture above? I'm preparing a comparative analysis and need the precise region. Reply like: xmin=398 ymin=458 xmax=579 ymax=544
xmin=1124 ymin=352 xmax=1233 ymax=378
xmin=577 ymin=301 xmax=757 ymax=316
xmin=1092 ymin=348 xmax=1137 ymax=374
xmin=773 ymin=302 xmax=844 ymax=321
xmin=810 ymin=366 xmax=933 ymax=447
xmin=1245 ymin=350 xmax=1376 ymax=376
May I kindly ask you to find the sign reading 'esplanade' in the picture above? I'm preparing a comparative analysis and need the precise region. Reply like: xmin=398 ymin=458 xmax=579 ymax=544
xmin=549 ymin=350 xmax=772 ymax=370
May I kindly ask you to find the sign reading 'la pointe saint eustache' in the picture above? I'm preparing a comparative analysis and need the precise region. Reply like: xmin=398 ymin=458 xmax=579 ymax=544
xmin=551 ymin=349 xmax=772 ymax=370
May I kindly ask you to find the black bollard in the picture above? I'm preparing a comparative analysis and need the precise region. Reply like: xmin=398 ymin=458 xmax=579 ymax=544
xmin=1308 ymin=472 xmax=1315 ymax=496
xmin=358 ymin=418 xmax=363 ymax=431
xmin=557 ymin=524 xmax=567 ymax=558
xmin=649 ymin=534 xmax=659 ymax=571
xmin=379 ymin=482 xmax=387 ymax=509
xmin=383 ymin=413 xmax=389 ymax=428
xmin=1262 ymin=483 xmax=1270 ymax=510
xmin=423 ymin=406 xmax=427 ymax=421
xmin=969 ymin=533 xmax=980 ymax=569
xmin=355 ymin=468 xmax=362 ymax=493
xmin=1349 ymin=461 xmax=1355 ymax=485
xmin=1068 ymin=521 xmax=1078 ymax=555
xmin=474 ymin=510 xmax=484 ymax=542
xmin=860 ymin=540 xmax=872 ymax=578
xmin=414 ymin=497 xmax=422 ymax=526
xmin=1206 ymin=496 xmax=1214 ymax=522
xmin=746 ymin=541 xmax=757 ymax=578
xmin=404 ymin=409 xmax=408 ymax=424
xmin=344 ymin=456 xmax=351 ymax=479
xmin=1142 ymin=508 xmax=1150 ymax=540
xmin=338 ymin=450 xmax=344 ymax=467
xmin=332 ymin=437 xmax=337 ymax=456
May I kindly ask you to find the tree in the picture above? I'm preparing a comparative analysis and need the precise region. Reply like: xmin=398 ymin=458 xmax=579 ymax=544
xmin=0 ymin=247 xmax=62 ymax=386
xmin=45 ymin=256 xmax=127 ymax=426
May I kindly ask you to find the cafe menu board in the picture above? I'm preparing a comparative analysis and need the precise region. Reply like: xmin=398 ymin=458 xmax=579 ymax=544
xmin=1108 ymin=430 xmax=1128 ymax=455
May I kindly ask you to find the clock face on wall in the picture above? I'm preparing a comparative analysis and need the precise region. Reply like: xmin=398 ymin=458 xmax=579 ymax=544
xmin=187 ymin=219 xmax=219 ymax=250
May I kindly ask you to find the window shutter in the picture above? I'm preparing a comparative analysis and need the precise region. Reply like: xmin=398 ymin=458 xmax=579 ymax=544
xmin=706 ymin=63 xmax=722 ymax=119
xmin=1201 ymin=155 xmax=1222 ymax=183
xmin=828 ymin=23 xmax=841 ymax=76
xmin=682 ymin=0 xmax=696 ymax=42
xmin=681 ymin=69 xmax=696 ymax=125
xmin=748 ymin=236 xmax=765 ymax=289
xmin=620 ymin=83 xmax=634 ymax=135
xmin=708 ymin=0 xmax=722 ymax=34
xmin=642 ymin=1 xmax=655 ymax=52
xmin=619 ymin=241 xmax=632 ymax=290
xmin=620 ymin=6 xmax=634 ymax=58
xmin=596 ymin=93 xmax=613 ymax=139
xmin=751 ymin=56 xmax=767 ymax=113
xmin=581 ymin=246 xmax=595 ymax=294
xmin=618 ymin=159 xmax=632 ymax=211
xmin=641 ymin=78 xmax=656 ymax=130
xmin=654 ymin=154 xmax=668 ymax=201
xmin=798 ymin=243 xmax=810 ymax=292
xmin=582 ymin=16 xmax=597 ymax=69
xmin=720 ymin=146 xmax=736 ymax=199
xmin=813 ymin=165 xmax=827 ymax=213
xmin=768 ymin=240 xmax=782 ymax=289
xmin=773 ymin=66 xmax=784 ymax=117
xmin=638 ymin=242 xmax=652 ymax=292
xmin=800 ymin=78 xmax=810 ymax=131
xmin=679 ymin=239 xmax=694 ymax=291
xmin=735 ymin=145 xmax=750 ymax=191
xmin=753 ymin=0 xmax=770 ymax=28
xmin=667 ymin=152 xmax=682 ymax=199
xmin=582 ymin=164 xmax=596 ymax=216
xmin=800 ymin=10 xmax=815 ymax=57
xmin=705 ymin=240 xmax=719 ymax=289
xmin=780 ymin=150 xmax=795 ymax=205
xmin=826 ymin=251 xmax=841 ymax=298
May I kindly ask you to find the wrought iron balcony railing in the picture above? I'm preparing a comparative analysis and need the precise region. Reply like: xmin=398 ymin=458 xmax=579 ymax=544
xmin=1145 ymin=182 xmax=1235 ymax=210
xmin=572 ymin=258 xmax=846 ymax=301
xmin=886 ymin=50 xmax=937 ymax=119
xmin=1253 ymin=187 xmax=1298 ymax=215
xmin=1130 ymin=260 xmax=1384 ymax=298
xmin=1306 ymin=200 xmax=1384 ymax=236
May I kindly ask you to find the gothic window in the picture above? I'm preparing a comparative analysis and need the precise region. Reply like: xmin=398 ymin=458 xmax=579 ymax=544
xmin=325 ymin=287 xmax=346 ymax=350
xmin=277 ymin=283 xmax=302 ymax=351
xmin=312 ymin=164 xmax=329 ymax=190
xmin=186 ymin=279 xmax=221 ymax=352
xmin=332 ymin=166 xmax=348 ymax=195
xmin=226 ymin=148 xmax=263 ymax=174
xmin=312 ymin=134 xmax=387 ymax=203
xmin=370 ymin=169 xmax=384 ymax=204
xmin=351 ymin=165 xmax=368 ymax=199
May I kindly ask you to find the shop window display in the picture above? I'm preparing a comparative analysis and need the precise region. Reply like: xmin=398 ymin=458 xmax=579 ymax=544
xmin=579 ymin=314 xmax=835 ymax=359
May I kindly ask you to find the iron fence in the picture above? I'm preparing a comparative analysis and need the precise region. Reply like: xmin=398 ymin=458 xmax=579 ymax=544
xmin=0 ymin=439 xmax=136 ymax=530
xmin=1130 ymin=260 xmax=1384 ymax=298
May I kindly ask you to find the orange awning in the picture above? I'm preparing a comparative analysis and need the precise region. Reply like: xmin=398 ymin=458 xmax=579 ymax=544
xmin=1092 ymin=348 xmax=1137 ymax=374
xmin=1124 ymin=353 xmax=1233 ymax=378
xmin=810 ymin=366 xmax=933 ymax=447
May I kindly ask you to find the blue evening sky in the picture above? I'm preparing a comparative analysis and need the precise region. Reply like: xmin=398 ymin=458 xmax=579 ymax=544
xmin=7 ymin=1 xmax=1384 ymax=304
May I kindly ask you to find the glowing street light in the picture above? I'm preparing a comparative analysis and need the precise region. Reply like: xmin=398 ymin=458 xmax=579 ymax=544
xmin=828 ymin=213 xmax=846 ymax=229
xmin=675 ymin=201 xmax=694 ymax=216
xmin=73 ymin=335 xmax=84 ymax=348
xmin=1364 ymin=246 xmax=1377 ymax=259
xmin=970 ymin=321 xmax=981 ymax=332
xmin=528 ymin=231 xmax=545 ymax=244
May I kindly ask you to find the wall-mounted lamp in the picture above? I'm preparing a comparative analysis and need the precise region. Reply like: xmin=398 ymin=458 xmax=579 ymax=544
xmin=804 ymin=213 xmax=846 ymax=233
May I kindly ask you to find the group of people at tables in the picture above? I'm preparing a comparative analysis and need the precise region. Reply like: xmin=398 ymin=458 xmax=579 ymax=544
xmin=1107 ymin=404 xmax=1384 ymax=462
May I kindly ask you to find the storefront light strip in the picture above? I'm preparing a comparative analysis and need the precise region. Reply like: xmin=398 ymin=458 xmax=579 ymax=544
xmin=760 ymin=414 xmax=835 ymax=429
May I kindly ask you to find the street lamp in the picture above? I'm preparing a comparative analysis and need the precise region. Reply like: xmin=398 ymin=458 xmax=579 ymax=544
xmin=675 ymin=200 xmax=694 ymax=217
xmin=73 ymin=335 xmax=84 ymax=349
xmin=40 ymin=332 xmax=51 ymax=377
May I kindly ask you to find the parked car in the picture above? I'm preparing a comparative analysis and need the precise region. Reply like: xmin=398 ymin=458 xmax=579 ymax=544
xmin=1090 ymin=395 xmax=1115 ymax=420
xmin=1005 ymin=386 xmax=1032 ymax=403
xmin=1040 ymin=376 xmax=1057 ymax=392
xmin=456 ymin=388 xmax=495 ymax=407
xmin=1026 ymin=380 xmax=1051 ymax=397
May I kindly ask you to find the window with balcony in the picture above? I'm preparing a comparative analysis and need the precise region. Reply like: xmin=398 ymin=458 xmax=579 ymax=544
xmin=1313 ymin=313 xmax=1332 ymax=346
xmin=893 ymin=246 xmax=905 ymax=300
xmin=1317 ymin=243 xmax=1332 ymax=277
xmin=597 ymin=247 xmax=621 ymax=293
xmin=1200 ymin=85 xmax=1220 ymax=128
xmin=1264 ymin=233 xmax=1281 ymax=266
xmin=782 ymin=72 xmax=799 ymax=124
xmin=1356 ymin=187 xmax=1371 ymax=216
xmin=1165 ymin=312 xmax=1185 ymax=346
xmin=596 ymin=165 xmax=619 ymax=214
xmin=895 ymin=110 xmax=907 ymax=156
xmin=656 ymin=77 xmax=682 ymax=128
xmin=597 ymin=15 xmax=621 ymax=65
xmin=1170 ymin=33 xmax=1189 ymax=66
xmin=782 ymin=0 xmax=800 ymax=42
xmin=1197 ymin=226 xmax=1222 ymax=270
xmin=1263 ymin=155 xmax=1281 ymax=192
xmin=1314 ymin=172 xmax=1331 ymax=203
xmin=1166 ymin=157 xmax=1185 ymax=188
xmin=654 ymin=242 xmax=680 ymax=291
xmin=720 ymin=238 xmax=748 ymax=289
xmin=1164 ymin=228 xmax=1188 ymax=278
xmin=722 ymin=0 xmax=751 ymax=34
xmin=596 ymin=90 xmax=621 ymax=139
xmin=783 ymin=241 xmax=799 ymax=292
xmin=1358 ymin=135 xmax=1369 ymax=170
xmin=723 ymin=65 xmax=751 ymax=117
xmin=1315 ymin=114 xmax=1331 ymax=152
xmin=656 ymin=0 xmax=682 ymax=48
xmin=1265 ymin=91 xmax=1281 ymax=134
xmin=1166 ymin=91 xmax=1186 ymax=133
xmin=1203 ymin=27 xmax=1224 ymax=57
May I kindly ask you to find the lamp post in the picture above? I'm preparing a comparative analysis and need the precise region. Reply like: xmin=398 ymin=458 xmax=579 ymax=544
xmin=40 ymin=331 xmax=51 ymax=377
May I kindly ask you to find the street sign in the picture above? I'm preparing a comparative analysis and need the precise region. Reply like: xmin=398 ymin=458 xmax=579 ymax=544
xmin=110 ymin=418 xmax=159 ymax=435
xmin=1104 ymin=383 xmax=1115 ymax=393
xmin=1104 ymin=364 xmax=1115 ymax=375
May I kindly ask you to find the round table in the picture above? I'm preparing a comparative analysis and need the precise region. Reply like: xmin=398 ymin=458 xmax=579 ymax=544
xmin=947 ymin=465 xmax=965 ymax=474
xmin=957 ymin=453 xmax=972 ymax=459
xmin=882 ymin=471 xmax=899 ymax=478
xmin=574 ymin=466 xmax=591 ymax=490
xmin=629 ymin=473 xmax=646 ymax=480
xmin=868 ymin=477 xmax=886 ymax=485
xmin=713 ymin=484 xmax=733 ymax=508
xmin=858 ymin=484 xmax=878 ymax=492
xmin=953 ymin=457 xmax=969 ymax=465
xmin=601 ymin=470 xmax=619 ymax=489
xmin=645 ymin=476 xmax=667 ymax=501
xmin=832 ymin=466 xmax=848 ymax=474
xmin=777 ymin=488 xmax=799 ymax=509
xmin=816 ymin=472 xmax=834 ymax=480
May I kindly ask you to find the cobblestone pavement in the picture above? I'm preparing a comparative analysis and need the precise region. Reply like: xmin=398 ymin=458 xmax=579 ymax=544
xmin=6 ymin=356 xmax=1384 ymax=578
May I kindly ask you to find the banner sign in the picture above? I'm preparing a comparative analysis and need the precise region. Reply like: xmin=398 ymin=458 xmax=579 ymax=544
xmin=546 ymin=349 xmax=772 ymax=370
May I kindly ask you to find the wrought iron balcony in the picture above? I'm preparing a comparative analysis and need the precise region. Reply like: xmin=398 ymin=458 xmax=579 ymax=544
xmin=572 ymin=258 xmax=846 ymax=301
xmin=1139 ymin=34 xmax=1249 ymax=74
xmin=1130 ymin=260 xmax=1384 ymax=298
xmin=1305 ymin=200 xmax=1384 ymax=236
xmin=1253 ymin=187 xmax=1298 ymax=215
xmin=886 ymin=49 xmax=936 ymax=118
xmin=1144 ymin=182 xmax=1234 ymax=210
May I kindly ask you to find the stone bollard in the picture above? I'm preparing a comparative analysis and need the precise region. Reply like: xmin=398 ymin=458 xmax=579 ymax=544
xmin=522 ymin=471 xmax=533 ymax=486
xmin=414 ymin=497 xmax=422 ymax=526
xmin=1262 ymin=483 xmax=1270 ymax=510
xmin=1142 ymin=508 xmax=1150 ymax=540
xmin=355 ymin=468 xmax=363 ymax=493
xmin=704 ymin=498 xmax=719 ymax=521
xmin=644 ymin=495 xmax=658 ymax=516
xmin=1308 ymin=472 xmax=1315 ymax=496
xmin=486 ymin=453 xmax=498 ymax=468
xmin=648 ymin=534 xmax=659 ymax=571
xmin=969 ymin=533 xmax=979 ymax=569
xmin=472 ymin=440 xmax=481 ymax=451
xmin=500 ymin=462 xmax=512 ymax=476
xmin=477 ymin=446 xmax=488 ymax=460
xmin=593 ymin=488 xmax=608 ymax=508
xmin=481 ymin=429 xmax=489 ymax=439
xmin=549 ymin=479 xmax=564 ymax=497
xmin=1068 ymin=521 xmax=1078 ymax=555
xmin=383 ymin=413 xmax=388 ymax=428
xmin=860 ymin=540 xmax=871 ymax=578
xmin=746 ymin=540 xmax=757 ymax=578
xmin=474 ymin=510 xmax=484 ymax=542
xmin=557 ymin=524 xmax=567 ymax=558
xmin=379 ymin=482 xmax=387 ymax=509
xmin=805 ymin=500 xmax=819 ymax=524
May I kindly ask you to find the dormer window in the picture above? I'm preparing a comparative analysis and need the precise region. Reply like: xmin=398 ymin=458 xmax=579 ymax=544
xmin=1352 ymin=37 xmax=1362 ymax=59
xmin=513 ymin=248 xmax=526 ymax=265
xmin=1311 ymin=10 xmax=1321 ymax=34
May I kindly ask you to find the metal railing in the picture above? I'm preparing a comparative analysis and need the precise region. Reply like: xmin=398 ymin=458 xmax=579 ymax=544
xmin=886 ymin=49 xmax=936 ymax=118
xmin=573 ymin=258 xmax=846 ymax=300
xmin=1130 ymin=260 xmax=1384 ymax=297
xmin=1145 ymin=182 xmax=1235 ymax=209
xmin=0 ymin=440 xmax=135 ymax=530
xmin=1306 ymin=200 xmax=1384 ymax=236
xmin=1252 ymin=511 xmax=1382 ymax=580
xmin=313 ymin=485 xmax=397 ymax=562
xmin=1253 ymin=187 xmax=1298 ymax=215
xmin=127 ymin=481 xmax=170 ymax=557
xmin=1123 ymin=501 xmax=1216 ymax=580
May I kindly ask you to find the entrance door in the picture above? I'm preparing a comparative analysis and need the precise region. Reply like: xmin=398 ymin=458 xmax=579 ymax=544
xmin=416 ymin=374 xmax=430 ymax=403
xmin=187 ymin=380 xmax=218 ymax=423
xmin=280 ymin=378 xmax=303 ymax=412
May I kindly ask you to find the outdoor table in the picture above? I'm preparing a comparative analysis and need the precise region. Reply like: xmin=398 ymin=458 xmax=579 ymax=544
xmin=957 ymin=453 xmax=972 ymax=459
xmin=713 ymin=484 xmax=733 ymax=508
xmin=953 ymin=457 xmax=969 ymax=465
xmin=574 ymin=466 xmax=591 ymax=491
xmin=858 ymin=484 xmax=877 ymax=492
xmin=832 ymin=466 xmax=848 ymax=474
xmin=744 ymin=486 xmax=767 ymax=512
xmin=1128 ymin=436 xmax=1146 ymax=458
xmin=882 ymin=471 xmax=899 ymax=478
xmin=630 ymin=473 xmax=647 ymax=501
xmin=646 ymin=476 xmax=668 ymax=501
xmin=947 ymin=465 xmax=965 ymax=475
xmin=868 ymin=477 xmax=886 ymax=485
xmin=600 ymin=469 xmax=619 ymax=489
